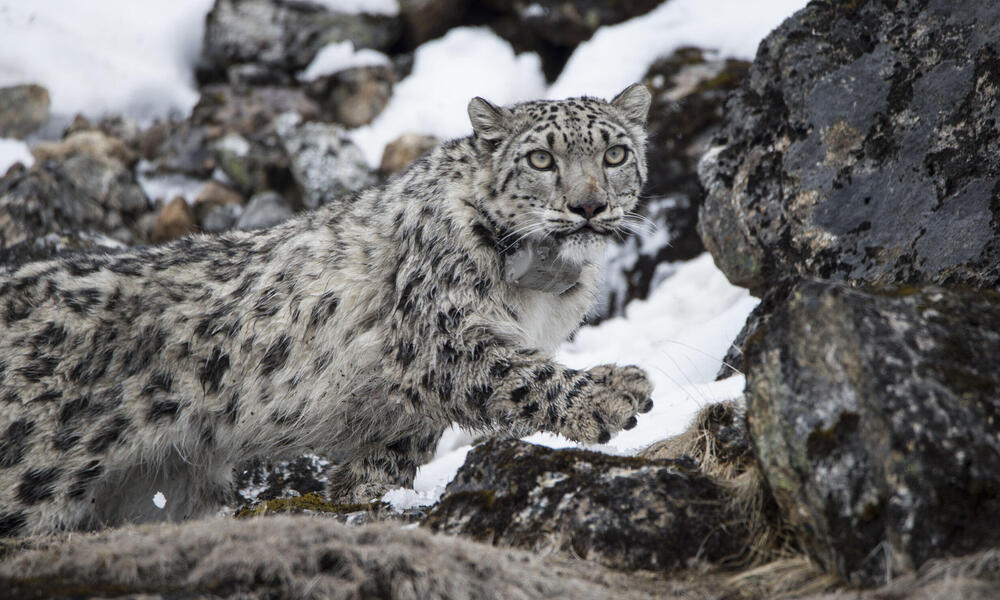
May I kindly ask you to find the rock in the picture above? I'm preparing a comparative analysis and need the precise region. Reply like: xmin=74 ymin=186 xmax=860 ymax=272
xmin=31 ymin=130 xmax=136 ymax=168
xmin=193 ymin=180 xmax=245 ymax=233
xmin=745 ymin=280 xmax=1000 ymax=585
xmin=200 ymin=202 xmax=243 ymax=233
xmin=0 ymin=84 xmax=50 ymax=139
xmin=473 ymin=1 xmax=662 ymax=81
xmin=199 ymin=0 xmax=400 ymax=85
xmin=237 ymin=191 xmax=294 ymax=230
xmin=598 ymin=50 xmax=749 ymax=319
xmin=138 ymin=120 xmax=217 ymax=177
xmin=274 ymin=112 xmax=374 ymax=208
xmin=0 ymin=516 xmax=675 ymax=600
xmin=697 ymin=0 xmax=1000 ymax=295
xmin=423 ymin=438 xmax=748 ymax=571
xmin=398 ymin=0 xmax=468 ymax=48
xmin=1 ymin=143 xmax=151 ymax=260
xmin=151 ymin=196 xmax=197 ymax=243
xmin=234 ymin=454 xmax=334 ymax=504
xmin=304 ymin=65 xmax=395 ymax=128
xmin=192 ymin=84 xmax=323 ymax=137
xmin=212 ymin=132 xmax=292 ymax=198
xmin=379 ymin=133 xmax=439 ymax=176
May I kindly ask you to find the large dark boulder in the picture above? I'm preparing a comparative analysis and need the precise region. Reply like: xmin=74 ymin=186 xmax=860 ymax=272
xmin=745 ymin=280 xmax=1000 ymax=585
xmin=698 ymin=0 xmax=1000 ymax=296
xmin=423 ymin=439 xmax=748 ymax=572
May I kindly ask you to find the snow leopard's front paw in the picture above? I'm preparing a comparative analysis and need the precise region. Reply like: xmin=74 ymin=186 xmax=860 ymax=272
xmin=558 ymin=364 xmax=654 ymax=444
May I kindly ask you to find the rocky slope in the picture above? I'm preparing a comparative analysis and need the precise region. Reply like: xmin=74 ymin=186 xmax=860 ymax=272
xmin=3 ymin=0 xmax=1000 ymax=598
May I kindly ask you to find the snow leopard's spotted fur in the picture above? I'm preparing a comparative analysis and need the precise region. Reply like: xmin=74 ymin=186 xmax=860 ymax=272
xmin=0 ymin=85 xmax=653 ymax=536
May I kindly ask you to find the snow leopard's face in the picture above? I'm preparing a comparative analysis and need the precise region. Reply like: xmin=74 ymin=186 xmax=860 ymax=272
xmin=469 ymin=84 xmax=651 ymax=265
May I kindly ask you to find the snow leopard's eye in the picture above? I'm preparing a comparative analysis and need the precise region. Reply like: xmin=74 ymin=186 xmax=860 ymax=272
xmin=527 ymin=150 xmax=554 ymax=170
xmin=604 ymin=145 xmax=627 ymax=166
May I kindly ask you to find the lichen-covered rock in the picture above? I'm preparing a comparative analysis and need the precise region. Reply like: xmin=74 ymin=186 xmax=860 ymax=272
xmin=213 ymin=131 xmax=294 ymax=198
xmin=599 ymin=50 xmax=749 ymax=318
xmin=199 ymin=0 xmax=399 ymax=84
xmin=0 ymin=84 xmax=51 ymax=139
xmin=698 ymin=0 xmax=1000 ymax=295
xmin=423 ymin=438 xmax=746 ymax=572
xmin=745 ymin=280 xmax=1000 ymax=585
xmin=0 ymin=516 xmax=675 ymax=600
xmin=274 ymin=112 xmax=373 ymax=208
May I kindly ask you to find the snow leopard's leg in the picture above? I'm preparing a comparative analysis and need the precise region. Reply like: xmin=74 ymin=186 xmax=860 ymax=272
xmin=398 ymin=332 xmax=654 ymax=445
xmin=327 ymin=428 xmax=445 ymax=504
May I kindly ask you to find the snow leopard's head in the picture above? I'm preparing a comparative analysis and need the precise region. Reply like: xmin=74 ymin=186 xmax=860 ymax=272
xmin=468 ymin=84 xmax=650 ymax=265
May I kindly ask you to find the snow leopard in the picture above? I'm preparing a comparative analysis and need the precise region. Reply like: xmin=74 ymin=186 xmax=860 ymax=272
xmin=0 ymin=84 xmax=654 ymax=536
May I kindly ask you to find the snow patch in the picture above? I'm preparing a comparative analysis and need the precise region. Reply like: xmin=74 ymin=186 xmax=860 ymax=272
xmin=299 ymin=41 xmax=391 ymax=81
xmin=549 ymin=0 xmax=809 ymax=100
xmin=0 ymin=138 xmax=34 ymax=172
xmin=0 ymin=0 xmax=214 ymax=124
xmin=349 ymin=27 xmax=547 ymax=167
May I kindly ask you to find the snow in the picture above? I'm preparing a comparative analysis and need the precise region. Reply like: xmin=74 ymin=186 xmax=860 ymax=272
xmin=0 ymin=138 xmax=34 ymax=173
xmin=152 ymin=491 xmax=167 ymax=509
xmin=299 ymin=41 xmax=391 ymax=81
xmin=349 ymin=27 xmax=548 ymax=167
xmin=136 ymin=161 xmax=208 ymax=206
xmin=548 ymin=0 xmax=810 ymax=100
xmin=0 ymin=0 xmax=214 ymax=125
xmin=309 ymin=0 xmax=399 ymax=16
xmin=383 ymin=253 xmax=758 ymax=509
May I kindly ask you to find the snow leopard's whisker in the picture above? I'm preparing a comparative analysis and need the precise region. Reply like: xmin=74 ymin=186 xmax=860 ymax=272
xmin=623 ymin=212 xmax=658 ymax=235
xmin=497 ymin=218 xmax=548 ymax=247
xmin=500 ymin=223 xmax=549 ymax=252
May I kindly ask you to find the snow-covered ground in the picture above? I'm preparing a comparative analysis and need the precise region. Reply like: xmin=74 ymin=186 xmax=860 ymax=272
xmin=384 ymin=253 xmax=757 ymax=509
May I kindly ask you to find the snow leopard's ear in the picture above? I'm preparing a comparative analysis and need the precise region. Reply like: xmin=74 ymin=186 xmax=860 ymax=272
xmin=610 ymin=83 xmax=651 ymax=127
xmin=468 ymin=97 xmax=513 ymax=141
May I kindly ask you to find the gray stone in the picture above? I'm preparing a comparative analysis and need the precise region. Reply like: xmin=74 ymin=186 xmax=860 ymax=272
xmin=0 ymin=84 xmax=50 ymax=139
xmin=274 ymin=112 xmax=373 ymax=209
xmin=698 ymin=0 xmax=1000 ymax=295
xmin=423 ymin=439 xmax=747 ymax=572
xmin=200 ymin=202 xmax=243 ymax=232
xmin=237 ymin=191 xmax=294 ymax=230
xmin=745 ymin=280 xmax=1000 ymax=585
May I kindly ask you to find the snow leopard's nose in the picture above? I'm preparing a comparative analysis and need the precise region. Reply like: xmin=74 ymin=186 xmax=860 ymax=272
xmin=568 ymin=197 xmax=608 ymax=219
